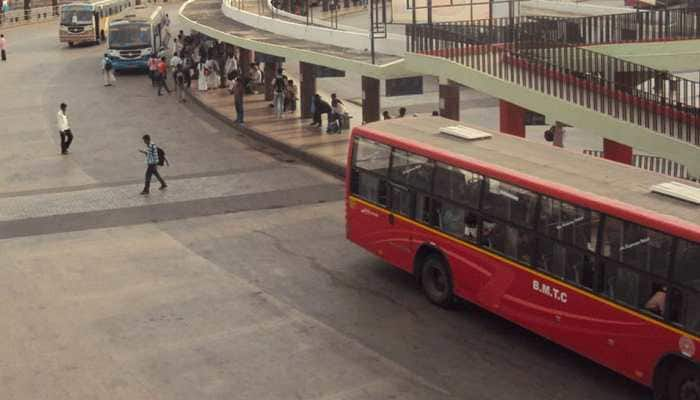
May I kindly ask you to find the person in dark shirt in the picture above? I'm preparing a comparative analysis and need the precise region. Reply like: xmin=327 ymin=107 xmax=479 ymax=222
xmin=311 ymin=94 xmax=332 ymax=129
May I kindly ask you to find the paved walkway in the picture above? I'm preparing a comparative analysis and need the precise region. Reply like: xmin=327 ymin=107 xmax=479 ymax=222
xmin=189 ymin=85 xmax=363 ymax=174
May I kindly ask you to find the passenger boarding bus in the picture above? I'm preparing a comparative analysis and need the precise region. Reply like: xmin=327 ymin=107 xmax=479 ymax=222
xmin=106 ymin=6 xmax=164 ymax=71
xmin=346 ymin=117 xmax=699 ymax=400
xmin=59 ymin=0 xmax=131 ymax=47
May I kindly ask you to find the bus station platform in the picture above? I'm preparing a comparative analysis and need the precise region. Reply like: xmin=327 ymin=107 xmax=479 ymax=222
xmin=187 ymin=86 xmax=362 ymax=177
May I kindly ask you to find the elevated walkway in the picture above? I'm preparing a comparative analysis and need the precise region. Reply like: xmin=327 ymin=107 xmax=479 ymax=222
xmin=180 ymin=0 xmax=411 ymax=79
xmin=405 ymin=18 xmax=700 ymax=176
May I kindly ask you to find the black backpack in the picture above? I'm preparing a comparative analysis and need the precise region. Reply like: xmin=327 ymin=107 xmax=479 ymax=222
xmin=544 ymin=127 xmax=554 ymax=142
xmin=274 ymin=76 xmax=285 ymax=92
xmin=104 ymin=58 xmax=113 ymax=71
xmin=157 ymin=147 xmax=168 ymax=166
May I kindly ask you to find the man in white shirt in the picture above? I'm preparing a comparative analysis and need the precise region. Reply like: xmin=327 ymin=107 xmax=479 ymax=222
xmin=57 ymin=103 xmax=73 ymax=155
xmin=169 ymin=52 xmax=182 ymax=87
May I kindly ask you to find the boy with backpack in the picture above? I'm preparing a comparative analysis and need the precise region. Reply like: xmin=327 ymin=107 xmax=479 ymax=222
xmin=273 ymin=68 xmax=286 ymax=118
xmin=101 ymin=53 xmax=116 ymax=86
xmin=139 ymin=134 xmax=167 ymax=195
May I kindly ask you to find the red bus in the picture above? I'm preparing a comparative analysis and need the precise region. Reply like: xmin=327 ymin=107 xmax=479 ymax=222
xmin=346 ymin=117 xmax=700 ymax=400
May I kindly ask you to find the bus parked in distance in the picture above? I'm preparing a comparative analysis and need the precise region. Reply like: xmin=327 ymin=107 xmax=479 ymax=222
xmin=346 ymin=117 xmax=699 ymax=400
xmin=106 ymin=6 xmax=164 ymax=72
xmin=59 ymin=0 xmax=131 ymax=47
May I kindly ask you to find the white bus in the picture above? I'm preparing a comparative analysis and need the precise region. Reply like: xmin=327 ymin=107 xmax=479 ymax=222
xmin=59 ymin=0 xmax=131 ymax=47
xmin=106 ymin=6 xmax=164 ymax=71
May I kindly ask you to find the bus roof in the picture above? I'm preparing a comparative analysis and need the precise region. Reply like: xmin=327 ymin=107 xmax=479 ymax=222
xmin=109 ymin=5 xmax=162 ymax=24
xmin=356 ymin=117 xmax=700 ymax=241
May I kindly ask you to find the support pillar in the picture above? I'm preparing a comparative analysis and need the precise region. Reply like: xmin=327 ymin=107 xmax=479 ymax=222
xmin=439 ymin=82 xmax=460 ymax=121
xmin=239 ymin=48 xmax=252 ymax=82
xmin=362 ymin=76 xmax=380 ymax=124
xmin=603 ymin=138 xmax=633 ymax=165
xmin=264 ymin=62 xmax=276 ymax=101
xmin=499 ymin=100 xmax=526 ymax=137
xmin=300 ymin=62 xmax=316 ymax=119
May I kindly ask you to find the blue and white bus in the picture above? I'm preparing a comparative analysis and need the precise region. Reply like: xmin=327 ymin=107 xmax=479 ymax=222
xmin=106 ymin=5 xmax=164 ymax=71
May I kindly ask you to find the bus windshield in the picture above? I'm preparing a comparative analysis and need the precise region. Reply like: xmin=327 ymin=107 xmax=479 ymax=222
xmin=109 ymin=23 xmax=151 ymax=49
xmin=61 ymin=7 xmax=93 ymax=25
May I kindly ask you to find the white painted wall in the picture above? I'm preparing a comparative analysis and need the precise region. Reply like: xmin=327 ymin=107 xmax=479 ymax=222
xmin=522 ymin=0 xmax=633 ymax=16
xmin=221 ymin=0 xmax=406 ymax=57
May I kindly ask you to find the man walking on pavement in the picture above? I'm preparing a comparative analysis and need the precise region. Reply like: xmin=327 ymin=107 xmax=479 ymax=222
xmin=57 ymin=103 xmax=73 ymax=155
xmin=101 ymin=53 xmax=116 ymax=86
xmin=0 ymin=34 xmax=7 ymax=62
xmin=139 ymin=134 xmax=167 ymax=195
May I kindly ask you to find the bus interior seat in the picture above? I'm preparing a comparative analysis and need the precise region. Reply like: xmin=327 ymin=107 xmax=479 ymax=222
xmin=685 ymin=289 xmax=700 ymax=333
xmin=614 ymin=268 xmax=640 ymax=307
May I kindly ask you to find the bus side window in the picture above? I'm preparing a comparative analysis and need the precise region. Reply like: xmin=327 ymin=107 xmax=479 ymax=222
xmin=684 ymin=291 xmax=700 ymax=334
xmin=390 ymin=184 xmax=412 ymax=217
xmin=415 ymin=195 xmax=443 ymax=228
xmin=603 ymin=261 xmax=657 ymax=312
xmin=674 ymin=239 xmax=700 ymax=283
xmin=433 ymin=162 xmax=482 ymax=208
xmin=350 ymin=137 xmax=391 ymax=207
xmin=390 ymin=149 xmax=433 ymax=192
xmin=482 ymin=178 xmax=537 ymax=228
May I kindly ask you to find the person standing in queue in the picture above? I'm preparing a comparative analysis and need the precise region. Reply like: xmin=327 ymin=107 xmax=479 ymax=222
xmin=56 ymin=103 xmax=73 ymax=155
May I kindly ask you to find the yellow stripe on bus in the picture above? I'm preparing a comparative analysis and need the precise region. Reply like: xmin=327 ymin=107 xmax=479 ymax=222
xmin=349 ymin=195 xmax=700 ymax=342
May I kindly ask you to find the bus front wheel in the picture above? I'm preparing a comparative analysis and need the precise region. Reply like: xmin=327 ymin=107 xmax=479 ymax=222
xmin=420 ymin=254 xmax=454 ymax=308
xmin=669 ymin=363 xmax=700 ymax=400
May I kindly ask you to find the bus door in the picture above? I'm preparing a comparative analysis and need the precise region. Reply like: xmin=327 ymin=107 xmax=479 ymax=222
xmin=384 ymin=181 xmax=414 ymax=271
xmin=153 ymin=22 xmax=161 ymax=50
xmin=349 ymin=137 xmax=410 ymax=268
xmin=93 ymin=11 xmax=100 ymax=42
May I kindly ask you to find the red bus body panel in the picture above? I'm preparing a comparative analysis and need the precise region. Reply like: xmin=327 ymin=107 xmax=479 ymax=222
xmin=345 ymin=127 xmax=700 ymax=388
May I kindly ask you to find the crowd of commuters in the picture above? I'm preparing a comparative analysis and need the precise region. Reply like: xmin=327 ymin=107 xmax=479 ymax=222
xmin=133 ymin=31 xmax=356 ymax=131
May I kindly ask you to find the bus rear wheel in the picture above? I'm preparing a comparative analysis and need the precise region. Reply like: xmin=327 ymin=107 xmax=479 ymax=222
xmin=669 ymin=363 xmax=700 ymax=400
xmin=420 ymin=255 xmax=454 ymax=308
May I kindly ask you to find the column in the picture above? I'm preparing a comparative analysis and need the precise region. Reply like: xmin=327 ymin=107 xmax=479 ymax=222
xmin=238 ymin=48 xmax=252 ymax=82
xmin=439 ymin=82 xmax=460 ymax=121
xmin=603 ymin=138 xmax=633 ymax=165
xmin=300 ymin=62 xmax=316 ymax=119
xmin=264 ymin=62 xmax=276 ymax=101
xmin=362 ymin=76 xmax=380 ymax=124
xmin=499 ymin=100 xmax=525 ymax=137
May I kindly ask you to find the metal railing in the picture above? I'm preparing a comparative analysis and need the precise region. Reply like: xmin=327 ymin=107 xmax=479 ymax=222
xmin=407 ymin=23 xmax=700 ymax=146
xmin=267 ymin=0 xmax=369 ymax=29
xmin=0 ymin=5 xmax=59 ymax=27
xmin=583 ymin=149 xmax=695 ymax=181
xmin=429 ymin=7 xmax=700 ymax=47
